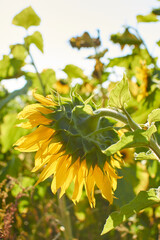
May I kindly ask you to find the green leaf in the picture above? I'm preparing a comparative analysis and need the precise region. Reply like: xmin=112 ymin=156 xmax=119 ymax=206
xmin=1 ymin=113 xmax=29 ymax=152
xmin=135 ymin=151 xmax=158 ymax=161
xmin=104 ymin=125 xmax=157 ymax=156
xmin=12 ymin=6 xmax=41 ymax=29
xmin=0 ymin=55 xmax=24 ymax=80
xmin=137 ymin=13 xmax=158 ymax=23
xmin=108 ymin=75 xmax=131 ymax=109
xmin=10 ymin=44 xmax=28 ymax=61
xmin=107 ymin=48 xmax=152 ymax=78
xmin=152 ymin=8 xmax=160 ymax=15
xmin=25 ymin=31 xmax=43 ymax=53
xmin=101 ymin=188 xmax=160 ymax=235
xmin=148 ymin=109 xmax=160 ymax=125
xmin=25 ymin=69 xmax=56 ymax=94
xmin=63 ymin=64 xmax=86 ymax=79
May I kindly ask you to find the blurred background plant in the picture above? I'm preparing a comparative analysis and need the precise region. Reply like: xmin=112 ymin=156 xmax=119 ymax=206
xmin=0 ymin=3 xmax=160 ymax=240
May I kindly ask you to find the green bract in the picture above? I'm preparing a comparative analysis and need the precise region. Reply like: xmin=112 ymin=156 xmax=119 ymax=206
xmin=44 ymin=93 xmax=120 ymax=170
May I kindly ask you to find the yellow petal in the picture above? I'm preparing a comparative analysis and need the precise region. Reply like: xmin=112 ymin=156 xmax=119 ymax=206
xmin=51 ymin=155 xmax=70 ymax=194
xmin=33 ymin=90 xmax=54 ymax=106
xmin=93 ymin=166 xmax=113 ymax=204
xmin=14 ymin=126 xmax=54 ymax=152
xmin=85 ymin=167 xmax=96 ymax=208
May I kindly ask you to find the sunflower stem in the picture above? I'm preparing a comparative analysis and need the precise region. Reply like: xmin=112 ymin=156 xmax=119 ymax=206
xmin=58 ymin=193 xmax=73 ymax=240
xmin=94 ymin=108 xmax=160 ymax=160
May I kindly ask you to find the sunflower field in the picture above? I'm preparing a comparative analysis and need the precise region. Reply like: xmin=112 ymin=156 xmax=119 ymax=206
xmin=0 ymin=3 xmax=160 ymax=240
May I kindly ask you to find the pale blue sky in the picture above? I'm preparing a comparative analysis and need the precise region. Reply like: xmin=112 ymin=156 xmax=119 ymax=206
xmin=1 ymin=0 xmax=160 ymax=91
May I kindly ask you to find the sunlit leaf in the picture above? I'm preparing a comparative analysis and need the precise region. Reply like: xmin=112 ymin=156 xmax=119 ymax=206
xmin=101 ymin=188 xmax=160 ymax=235
xmin=63 ymin=64 xmax=86 ymax=79
xmin=148 ymin=109 xmax=160 ymax=125
xmin=25 ymin=31 xmax=43 ymax=53
xmin=104 ymin=125 xmax=157 ymax=156
xmin=12 ymin=6 xmax=41 ymax=29
xmin=135 ymin=151 xmax=158 ymax=161
xmin=10 ymin=44 xmax=28 ymax=61
xmin=137 ymin=13 xmax=158 ymax=23
xmin=1 ymin=113 xmax=28 ymax=152
xmin=0 ymin=55 xmax=24 ymax=80
xmin=108 ymin=75 xmax=131 ymax=109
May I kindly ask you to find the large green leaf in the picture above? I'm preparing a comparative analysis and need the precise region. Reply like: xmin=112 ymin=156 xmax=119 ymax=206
xmin=108 ymin=75 xmax=131 ymax=109
xmin=25 ymin=31 xmax=43 ymax=53
xmin=1 ymin=113 xmax=28 ymax=152
xmin=12 ymin=6 xmax=41 ymax=29
xmin=137 ymin=13 xmax=158 ymax=23
xmin=104 ymin=125 xmax=157 ymax=156
xmin=101 ymin=188 xmax=160 ymax=235
xmin=148 ymin=109 xmax=160 ymax=125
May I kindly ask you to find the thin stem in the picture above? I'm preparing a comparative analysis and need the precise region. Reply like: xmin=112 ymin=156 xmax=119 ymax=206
xmin=58 ymin=194 xmax=73 ymax=240
xmin=28 ymin=51 xmax=46 ymax=96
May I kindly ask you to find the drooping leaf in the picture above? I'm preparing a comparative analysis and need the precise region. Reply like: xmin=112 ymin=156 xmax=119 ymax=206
xmin=10 ymin=44 xmax=28 ymax=61
xmin=12 ymin=6 xmax=41 ymax=29
xmin=63 ymin=64 xmax=86 ymax=79
xmin=110 ymin=28 xmax=142 ymax=49
xmin=148 ymin=109 xmax=160 ymax=125
xmin=24 ymin=31 xmax=43 ymax=53
xmin=101 ymin=188 xmax=160 ymax=235
xmin=104 ymin=125 xmax=157 ymax=156
xmin=137 ymin=13 xmax=158 ymax=23
xmin=108 ymin=75 xmax=131 ymax=109
xmin=69 ymin=31 xmax=101 ymax=49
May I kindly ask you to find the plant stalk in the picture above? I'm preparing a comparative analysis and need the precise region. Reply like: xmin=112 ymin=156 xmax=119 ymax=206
xmin=58 ymin=194 xmax=73 ymax=240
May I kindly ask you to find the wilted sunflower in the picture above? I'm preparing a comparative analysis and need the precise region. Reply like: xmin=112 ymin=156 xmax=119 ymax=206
xmin=14 ymin=91 xmax=122 ymax=207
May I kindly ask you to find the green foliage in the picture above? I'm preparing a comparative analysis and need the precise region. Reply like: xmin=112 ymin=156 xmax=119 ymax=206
xmin=101 ymin=188 xmax=160 ymax=235
xmin=1 ymin=3 xmax=160 ymax=240
xmin=148 ymin=109 xmax=160 ymax=125
xmin=12 ymin=6 xmax=41 ymax=29
xmin=1 ymin=113 xmax=28 ymax=152
xmin=104 ymin=125 xmax=157 ymax=156
xmin=24 ymin=31 xmax=43 ymax=53
xmin=63 ymin=64 xmax=86 ymax=79
xmin=137 ymin=13 xmax=158 ymax=23
xmin=108 ymin=75 xmax=131 ymax=109
xmin=0 ymin=55 xmax=24 ymax=80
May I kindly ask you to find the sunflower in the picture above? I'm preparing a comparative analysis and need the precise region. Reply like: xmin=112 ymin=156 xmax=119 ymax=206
xmin=14 ymin=91 xmax=122 ymax=207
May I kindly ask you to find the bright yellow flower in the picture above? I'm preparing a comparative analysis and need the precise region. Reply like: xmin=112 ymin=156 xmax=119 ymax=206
xmin=14 ymin=91 xmax=121 ymax=207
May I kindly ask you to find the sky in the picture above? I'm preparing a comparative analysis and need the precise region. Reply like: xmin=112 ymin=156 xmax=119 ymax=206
xmin=1 ymin=0 xmax=160 ymax=91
